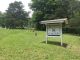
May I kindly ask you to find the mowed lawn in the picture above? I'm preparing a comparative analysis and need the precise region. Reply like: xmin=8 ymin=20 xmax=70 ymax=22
xmin=0 ymin=29 xmax=80 ymax=60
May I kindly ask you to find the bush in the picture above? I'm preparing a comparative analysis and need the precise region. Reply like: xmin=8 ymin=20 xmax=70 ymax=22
xmin=63 ymin=28 xmax=80 ymax=34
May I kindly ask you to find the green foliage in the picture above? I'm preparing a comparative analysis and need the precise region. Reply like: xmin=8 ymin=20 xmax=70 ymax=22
xmin=31 ymin=11 xmax=45 ymax=30
xmin=30 ymin=0 xmax=76 ymax=30
xmin=30 ymin=0 xmax=56 ymax=30
xmin=69 ymin=1 xmax=80 ymax=27
xmin=6 ymin=1 xmax=29 ymax=29
xmin=30 ymin=0 xmax=80 ymax=34
xmin=0 ymin=12 xmax=6 ymax=28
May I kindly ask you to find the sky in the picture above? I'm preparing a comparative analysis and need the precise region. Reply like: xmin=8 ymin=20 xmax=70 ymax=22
xmin=0 ymin=0 xmax=33 ymax=17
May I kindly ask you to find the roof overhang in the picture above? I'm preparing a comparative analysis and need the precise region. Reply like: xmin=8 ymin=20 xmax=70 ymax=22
xmin=40 ymin=18 xmax=68 ymax=24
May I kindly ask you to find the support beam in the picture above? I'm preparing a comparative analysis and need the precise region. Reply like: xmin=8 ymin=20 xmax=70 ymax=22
xmin=60 ymin=24 xmax=63 ymax=46
xmin=61 ymin=36 xmax=63 ymax=46
xmin=46 ymin=24 xmax=48 ymax=44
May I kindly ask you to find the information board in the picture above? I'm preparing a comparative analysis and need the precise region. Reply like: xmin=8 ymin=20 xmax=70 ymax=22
xmin=47 ymin=24 xmax=62 ymax=36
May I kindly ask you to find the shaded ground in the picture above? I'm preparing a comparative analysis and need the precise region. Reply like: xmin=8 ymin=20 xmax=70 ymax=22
xmin=42 ymin=41 xmax=68 ymax=48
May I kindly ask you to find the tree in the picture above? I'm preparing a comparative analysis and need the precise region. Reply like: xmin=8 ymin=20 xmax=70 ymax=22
xmin=30 ymin=0 xmax=56 ymax=30
xmin=30 ymin=0 xmax=76 ymax=30
xmin=69 ymin=0 xmax=80 ymax=28
xmin=30 ymin=0 xmax=67 ymax=29
xmin=6 ymin=1 xmax=29 ymax=29
xmin=0 ymin=12 xmax=6 ymax=28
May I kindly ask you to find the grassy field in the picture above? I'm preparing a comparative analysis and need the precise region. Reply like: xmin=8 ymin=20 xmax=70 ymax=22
xmin=0 ymin=29 xmax=80 ymax=60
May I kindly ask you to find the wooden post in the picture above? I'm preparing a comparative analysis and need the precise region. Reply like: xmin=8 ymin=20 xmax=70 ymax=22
xmin=61 ymin=36 xmax=63 ymax=46
xmin=60 ymin=24 xmax=63 ymax=46
xmin=46 ymin=24 xmax=48 ymax=44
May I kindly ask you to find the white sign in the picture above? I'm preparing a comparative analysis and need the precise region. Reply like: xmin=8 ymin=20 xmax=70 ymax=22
xmin=47 ymin=24 xmax=62 ymax=36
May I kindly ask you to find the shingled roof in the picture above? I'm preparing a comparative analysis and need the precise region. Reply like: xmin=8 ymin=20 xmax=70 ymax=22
xmin=40 ymin=18 xmax=68 ymax=24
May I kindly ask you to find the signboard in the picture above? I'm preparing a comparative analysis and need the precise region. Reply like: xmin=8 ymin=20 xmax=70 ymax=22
xmin=46 ymin=23 xmax=63 ymax=45
xmin=47 ymin=24 xmax=62 ymax=37
xmin=40 ymin=18 xmax=68 ymax=46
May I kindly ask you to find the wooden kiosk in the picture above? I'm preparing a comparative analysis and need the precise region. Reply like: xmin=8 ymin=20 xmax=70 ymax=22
xmin=41 ymin=18 xmax=68 ymax=46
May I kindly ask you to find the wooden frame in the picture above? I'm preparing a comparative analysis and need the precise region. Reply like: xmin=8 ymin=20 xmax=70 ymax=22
xmin=46 ymin=23 xmax=63 ymax=46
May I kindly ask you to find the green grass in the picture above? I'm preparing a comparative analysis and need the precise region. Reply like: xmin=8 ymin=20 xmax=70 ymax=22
xmin=0 ymin=29 xmax=80 ymax=60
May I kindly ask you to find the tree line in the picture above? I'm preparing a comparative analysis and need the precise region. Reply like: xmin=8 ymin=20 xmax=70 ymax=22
xmin=0 ymin=0 xmax=80 ymax=34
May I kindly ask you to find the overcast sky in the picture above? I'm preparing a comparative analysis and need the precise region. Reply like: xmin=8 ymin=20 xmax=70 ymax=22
xmin=0 ymin=0 xmax=33 ymax=17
